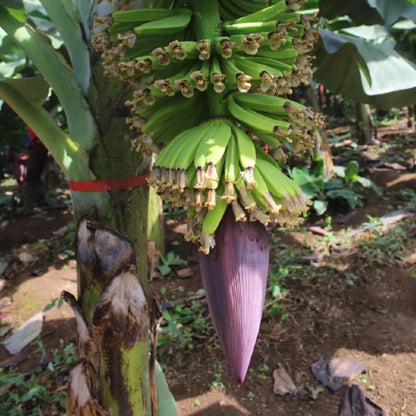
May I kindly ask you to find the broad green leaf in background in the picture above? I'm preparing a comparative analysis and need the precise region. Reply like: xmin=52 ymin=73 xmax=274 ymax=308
xmin=72 ymin=0 xmax=93 ymax=41
xmin=326 ymin=189 xmax=364 ymax=208
xmin=319 ymin=0 xmax=381 ymax=25
xmin=0 ymin=5 xmax=97 ymax=149
xmin=367 ymin=0 xmax=416 ymax=27
xmin=313 ymin=200 xmax=329 ymax=215
xmin=292 ymin=167 xmax=323 ymax=199
xmin=345 ymin=160 xmax=360 ymax=182
xmin=319 ymin=0 xmax=416 ymax=26
xmin=314 ymin=29 xmax=416 ymax=109
xmin=340 ymin=24 xmax=390 ymax=43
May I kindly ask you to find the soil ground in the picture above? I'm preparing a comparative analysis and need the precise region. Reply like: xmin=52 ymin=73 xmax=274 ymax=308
xmin=1 ymin=129 xmax=416 ymax=416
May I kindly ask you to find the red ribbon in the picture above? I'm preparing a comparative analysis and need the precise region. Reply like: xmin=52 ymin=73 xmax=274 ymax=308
xmin=68 ymin=172 xmax=150 ymax=192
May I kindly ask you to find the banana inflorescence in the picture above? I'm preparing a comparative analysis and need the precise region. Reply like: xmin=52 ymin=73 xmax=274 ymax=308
xmin=93 ymin=0 xmax=324 ymax=254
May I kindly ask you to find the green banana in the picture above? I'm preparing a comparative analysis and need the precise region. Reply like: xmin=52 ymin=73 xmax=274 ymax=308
xmin=202 ymin=197 xmax=228 ymax=235
xmin=142 ymin=94 xmax=202 ymax=144
xmin=167 ymin=40 xmax=200 ymax=61
xmin=112 ymin=8 xmax=177 ymax=23
xmin=221 ymin=133 xmax=239 ymax=203
xmin=231 ymin=0 xmax=287 ymax=24
xmin=210 ymin=56 xmax=226 ymax=93
xmin=218 ymin=2 xmax=239 ymax=22
xmin=230 ymin=54 xmax=283 ymax=80
xmin=252 ymin=166 xmax=281 ymax=214
xmin=205 ymin=122 xmax=232 ymax=167
xmin=227 ymin=122 xmax=257 ymax=191
xmin=172 ymin=63 xmax=203 ymax=98
xmin=230 ymin=200 xmax=246 ymax=221
xmin=133 ymin=9 xmax=192 ymax=37
xmin=153 ymin=63 xmax=191 ymax=96
xmin=220 ymin=57 xmax=252 ymax=93
xmin=248 ymin=55 xmax=293 ymax=73
xmin=213 ymin=37 xmax=236 ymax=59
xmin=228 ymin=123 xmax=256 ymax=171
xmin=255 ymin=157 xmax=301 ymax=202
xmin=160 ymin=125 xmax=204 ymax=169
xmin=219 ymin=0 xmax=246 ymax=19
xmin=233 ymin=92 xmax=301 ymax=115
xmin=235 ymin=178 xmax=256 ymax=211
xmin=227 ymin=94 xmax=290 ymax=135
xmin=190 ymin=60 xmax=210 ymax=91
xmin=229 ymin=33 xmax=272 ymax=55
xmin=251 ymin=128 xmax=286 ymax=148
xmin=223 ymin=21 xmax=278 ymax=36
xmin=193 ymin=121 xmax=221 ymax=170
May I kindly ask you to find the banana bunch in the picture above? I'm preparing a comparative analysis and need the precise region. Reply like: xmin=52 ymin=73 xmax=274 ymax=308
xmin=94 ymin=0 xmax=323 ymax=253
xmin=147 ymin=113 xmax=314 ymax=254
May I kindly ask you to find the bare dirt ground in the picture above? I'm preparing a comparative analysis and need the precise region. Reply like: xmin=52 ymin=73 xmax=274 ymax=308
xmin=1 ymin=136 xmax=416 ymax=415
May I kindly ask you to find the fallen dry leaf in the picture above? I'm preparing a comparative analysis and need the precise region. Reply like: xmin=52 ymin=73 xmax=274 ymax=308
xmin=311 ymin=359 xmax=366 ymax=392
xmin=273 ymin=364 xmax=297 ymax=396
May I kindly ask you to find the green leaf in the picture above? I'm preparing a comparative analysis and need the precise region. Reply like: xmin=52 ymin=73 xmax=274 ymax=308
xmin=165 ymin=251 xmax=185 ymax=265
xmin=21 ymin=385 xmax=44 ymax=402
xmin=72 ymin=0 xmax=92 ymax=41
xmin=315 ymin=29 xmax=416 ymax=109
xmin=356 ymin=176 xmax=372 ymax=187
xmin=0 ymin=5 xmax=97 ymax=148
xmin=324 ymin=177 xmax=344 ymax=190
xmin=292 ymin=167 xmax=323 ymax=199
xmin=319 ymin=0 xmax=382 ymax=24
xmin=313 ymin=199 xmax=328 ymax=215
xmin=39 ymin=0 xmax=90 ymax=94
xmin=3 ymin=0 xmax=25 ymax=22
xmin=326 ymin=189 xmax=363 ymax=208
xmin=334 ymin=165 xmax=346 ymax=178
xmin=1 ymin=76 xmax=49 ymax=104
xmin=345 ymin=160 xmax=360 ymax=182
xmin=340 ymin=24 xmax=391 ymax=42
xmin=159 ymin=264 xmax=171 ymax=276
xmin=155 ymin=360 xmax=178 ymax=416
xmin=367 ymin=0 xmax=416 ymax=27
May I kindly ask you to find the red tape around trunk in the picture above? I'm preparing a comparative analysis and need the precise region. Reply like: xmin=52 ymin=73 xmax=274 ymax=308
xmin=68 ymin=172 xmax=150 ymax=192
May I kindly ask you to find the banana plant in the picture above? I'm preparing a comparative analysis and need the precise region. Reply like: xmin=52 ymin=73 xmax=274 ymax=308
xmin=1 ymin=0 xmax=322 ymax=412
xmin=314 ymin=0 xmax=416 ymax=109
xmin=0 ymin=0 xmax=176 ymax=415
xmin=99 ymin=0 xmax=323 ymax=384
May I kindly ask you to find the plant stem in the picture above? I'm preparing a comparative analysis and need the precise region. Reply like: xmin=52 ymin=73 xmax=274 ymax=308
xmin=188 ymin=1 xmax=227 ymax=117
xmin=207 ymin=88 xmax=228 ymax=117
xmin=188 ymin=0 xmax=221 ymax=40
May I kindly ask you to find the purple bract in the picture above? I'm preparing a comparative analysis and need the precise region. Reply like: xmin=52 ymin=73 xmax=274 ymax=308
xmin=199 ymin=208 xmax=269 ymax=383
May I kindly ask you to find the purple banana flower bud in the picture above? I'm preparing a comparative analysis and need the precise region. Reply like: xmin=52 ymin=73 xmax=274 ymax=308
xmin=199 ymin=208 xmax=269 ymax=384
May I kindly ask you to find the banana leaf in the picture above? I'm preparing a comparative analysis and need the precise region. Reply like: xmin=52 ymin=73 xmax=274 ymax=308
xmin=318 ymin=0 xmax=381 ymax=25
xmin=40 ymin=0 xmax=91 ymax=94
xmin=314 ymin=28 xmax=416 ymax=109
xmin=319 ymin=0 xmax=416 ymax=26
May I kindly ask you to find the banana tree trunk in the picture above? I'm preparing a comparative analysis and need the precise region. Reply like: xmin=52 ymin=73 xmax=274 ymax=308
xmin=0 ymin=2 xmax=154 ymax=414
xmin=355 ymin=102 xmax=374 ymax=145
xmin=314 ymin=127 xmax=335 ymax=179
xmin=64 ymin=66 xmax=151 ymax=416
